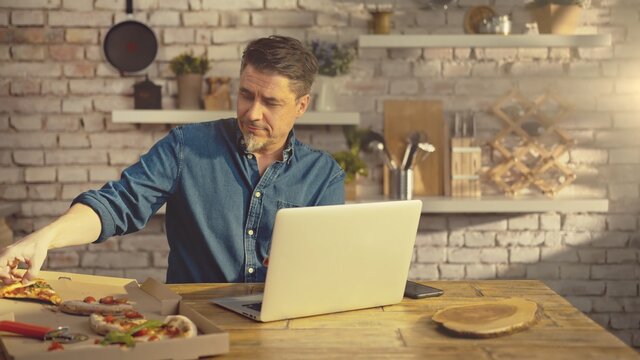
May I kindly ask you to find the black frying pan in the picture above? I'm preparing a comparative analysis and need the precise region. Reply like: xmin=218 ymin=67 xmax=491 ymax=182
xmin=103 ymin=0 xmax=158 ymax=74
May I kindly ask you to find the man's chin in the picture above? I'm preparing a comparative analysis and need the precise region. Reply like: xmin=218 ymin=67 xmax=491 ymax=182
xmin=244 ymin=135 xmax=269 ymax=153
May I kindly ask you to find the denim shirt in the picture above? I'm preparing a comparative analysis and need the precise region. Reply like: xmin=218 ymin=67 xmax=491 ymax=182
xmin=73 ymin=118 xmax=345 ymax=283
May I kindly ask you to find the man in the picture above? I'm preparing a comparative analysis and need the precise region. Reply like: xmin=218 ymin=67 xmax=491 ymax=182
xmin=0 ymin=36 xmax=345 ymax=285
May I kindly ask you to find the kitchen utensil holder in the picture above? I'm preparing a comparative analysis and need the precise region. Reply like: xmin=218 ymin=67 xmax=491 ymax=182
xmin=390 ymin=169 xmax=413 ymax=200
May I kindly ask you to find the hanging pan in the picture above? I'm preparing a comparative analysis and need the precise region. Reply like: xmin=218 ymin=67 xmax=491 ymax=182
xmin=103 ymin=0 xmax=158 ymax=75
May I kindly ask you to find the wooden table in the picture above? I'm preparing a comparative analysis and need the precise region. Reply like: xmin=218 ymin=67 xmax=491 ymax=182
xmin=170 ymin=280 xmax=640 ymax=360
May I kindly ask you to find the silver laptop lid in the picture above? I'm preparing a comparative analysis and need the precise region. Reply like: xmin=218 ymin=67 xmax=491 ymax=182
xmin=259 ymin=200 xmax=422 ymax=322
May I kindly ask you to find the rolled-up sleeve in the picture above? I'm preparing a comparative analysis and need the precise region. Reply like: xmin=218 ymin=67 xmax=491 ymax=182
xmin=73 ymin=127 xmax=183 ymax=243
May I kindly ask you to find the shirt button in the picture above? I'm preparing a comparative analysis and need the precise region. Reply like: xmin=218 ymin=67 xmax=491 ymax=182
xmin=247 ymin=154 xmax=253 ymax=159
xmin=255 ymin=191 xmax=261 ymax=198
xmin=247 ymin=229 xmax=254 ymax=236
xmin=248 ymin=267 xmax=255 ymax=274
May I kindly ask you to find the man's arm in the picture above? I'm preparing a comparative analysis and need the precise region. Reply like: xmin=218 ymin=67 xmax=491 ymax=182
xmin=0 ymin=203 xmax=101 ymax=284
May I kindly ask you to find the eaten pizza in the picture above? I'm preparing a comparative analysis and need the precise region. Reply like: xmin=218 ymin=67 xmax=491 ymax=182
xmin=59 ymin=295 xmax=134 ymax=316
xmin=0 ymin=278 xmax=62 ymax=305
xmin=90 ymin=313 xmax=197 ymax=346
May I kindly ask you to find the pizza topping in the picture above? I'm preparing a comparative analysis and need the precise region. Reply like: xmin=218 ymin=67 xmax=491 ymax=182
xmin=164 ymin=325 xmax=181 ymax=338
xmin=98 ymin=319 xmax=164 ymax=347
xmin=96 ymin=295 xmax=129 ymax=305
xmin=128 ymin=320 xmax=164 ymax=335
xmin=83 ymin=296 xmax=96 ymax=303
xmin=124 ymin=311 xmax=143 ymax=319
xmin=100 ymin=330 xmax=135 ymax=347
xmin=48 ymin=341 xmax=64 ymax=351
xmin=99 ymin=296 xmax=114 ymax=305
xmin=104 ymin=315 xmax=116 ymax=324
xmin=132 ymin=328 xmax=149 ymax=337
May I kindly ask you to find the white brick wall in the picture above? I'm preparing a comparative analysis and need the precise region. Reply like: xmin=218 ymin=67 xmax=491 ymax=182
xmin=1 ymin=0 xmax=639 ymax=349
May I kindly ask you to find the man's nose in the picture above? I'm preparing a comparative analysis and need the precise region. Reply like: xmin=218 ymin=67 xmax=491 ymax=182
xmin=247 ymin=101 xmax=264 ymax=121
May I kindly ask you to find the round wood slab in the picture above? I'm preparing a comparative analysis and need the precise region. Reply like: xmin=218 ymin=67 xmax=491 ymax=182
xmin=432 ymin=298 xmax=540 ymax=338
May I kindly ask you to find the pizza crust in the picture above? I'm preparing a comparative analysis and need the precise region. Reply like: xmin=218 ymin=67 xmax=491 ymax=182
xmin=164 ymin=315 xmax=197 ymax=338
xmin=60 ymin=300 xmax=134 ymax=316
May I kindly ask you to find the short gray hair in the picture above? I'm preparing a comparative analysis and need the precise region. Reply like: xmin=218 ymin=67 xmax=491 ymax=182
xmin=240 ymin=36 xmax=318 ymax=98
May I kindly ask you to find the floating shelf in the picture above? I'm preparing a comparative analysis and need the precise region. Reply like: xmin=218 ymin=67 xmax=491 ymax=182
xmin=112 ymin=110 xmax=360 ymax=126
xmin=351 ymin=196 xmax=609 ymax=213
xmin=359 ymin=34 xmax=611 ymax=48
xmin=413 ymin=196 xmax=608 ymax=213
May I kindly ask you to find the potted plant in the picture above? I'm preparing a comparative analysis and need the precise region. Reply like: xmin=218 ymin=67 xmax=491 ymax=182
xmin=332 ymin=126 xmax=369 ymax=200
xmin=169 ymin=52 xmax=210 ymax=109
xmin=309 ymin=40 xmax=356 ymax=111
xmin=527 ymin=0 xmax=589 ymax=34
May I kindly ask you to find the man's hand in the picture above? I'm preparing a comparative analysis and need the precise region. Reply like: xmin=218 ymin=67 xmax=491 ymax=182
xmin=0 ymin=229 xmax=54 ymax=285
xmin=0 ymin=204 xmax=102 ymax=285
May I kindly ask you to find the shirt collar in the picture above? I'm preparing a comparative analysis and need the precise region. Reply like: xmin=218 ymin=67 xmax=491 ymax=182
xmin=234 ymin=119 xmax=296 ymax=164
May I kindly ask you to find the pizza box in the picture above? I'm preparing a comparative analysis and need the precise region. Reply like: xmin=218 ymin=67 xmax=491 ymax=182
xmin=0 ymin=271 xmax=229 ymax=360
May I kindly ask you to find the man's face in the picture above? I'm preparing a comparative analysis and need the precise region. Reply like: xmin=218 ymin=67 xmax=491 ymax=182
xmin=236 ymin=64 xmax=310 ymax=155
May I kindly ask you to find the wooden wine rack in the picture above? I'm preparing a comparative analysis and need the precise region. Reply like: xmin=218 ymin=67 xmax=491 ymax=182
xmin=487 ymin=89 xmax=577 ymax=197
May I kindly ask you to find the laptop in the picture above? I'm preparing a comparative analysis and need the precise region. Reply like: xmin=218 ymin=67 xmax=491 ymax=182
xmin=211 ymin=200 xmax=422 ymax=322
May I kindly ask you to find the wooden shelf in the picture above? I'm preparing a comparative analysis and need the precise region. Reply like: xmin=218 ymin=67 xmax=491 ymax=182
xmin=359 ymin=34 xmax=611 ymax=48
xmin=352 ymin=196 xmax=609 ymax=213
xmin=112 ymin=110 xmax=360 ymax=126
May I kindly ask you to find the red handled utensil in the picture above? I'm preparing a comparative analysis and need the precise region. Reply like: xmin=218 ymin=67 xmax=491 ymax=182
xmin=0 ymin=320 xmax=88 ymax=343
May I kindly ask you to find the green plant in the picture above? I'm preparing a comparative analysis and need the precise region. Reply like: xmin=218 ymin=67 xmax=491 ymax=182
xmin=310 ymin=40 xmax=356 ymax=77
xmin=169 ymin=52 xmax=210 ymax=76
xmin=528 ymin=0 xmax=589 ymax=7
xmin=332 ymin=126 xmax=369 ymax=184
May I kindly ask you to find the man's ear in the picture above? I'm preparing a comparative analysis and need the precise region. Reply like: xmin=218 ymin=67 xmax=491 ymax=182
xmin=296 ymin=94 xmax=311 ymax=117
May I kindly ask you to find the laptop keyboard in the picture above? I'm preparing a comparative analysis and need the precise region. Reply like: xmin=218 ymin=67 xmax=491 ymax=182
xmin=242 ymin=302 xmax=262 ymax=311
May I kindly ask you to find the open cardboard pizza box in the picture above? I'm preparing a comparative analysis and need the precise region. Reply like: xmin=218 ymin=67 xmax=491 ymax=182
xmin=0 ymin=271 xmax=228 ymax=360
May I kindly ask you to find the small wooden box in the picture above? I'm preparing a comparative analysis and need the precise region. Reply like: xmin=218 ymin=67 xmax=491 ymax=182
xmin=451 ymin=138 xmax=481 ymax=197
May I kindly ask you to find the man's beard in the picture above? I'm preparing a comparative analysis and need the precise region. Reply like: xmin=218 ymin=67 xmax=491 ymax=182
xmin=244 ymin=133 xmax=273 ymax=153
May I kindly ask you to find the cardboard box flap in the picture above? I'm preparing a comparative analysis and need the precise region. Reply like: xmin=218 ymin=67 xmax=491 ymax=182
xmin=139 ymin=278 xmax=182 ymax=315
xmin=42 ymin=270 xmax=136 ymax=286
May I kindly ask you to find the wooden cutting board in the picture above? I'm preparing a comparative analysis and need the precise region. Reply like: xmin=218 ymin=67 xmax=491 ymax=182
xmin=383 ymin=100 xmax=445 ymax=196
xmin=432 ymin=298 xmax=540 ymax=338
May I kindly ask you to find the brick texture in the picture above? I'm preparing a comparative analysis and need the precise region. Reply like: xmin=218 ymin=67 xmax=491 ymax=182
xmin=0 ymin=0 xmax=638 ymax=349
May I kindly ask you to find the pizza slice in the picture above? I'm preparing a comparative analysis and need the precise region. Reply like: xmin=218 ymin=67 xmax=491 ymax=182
xmin=60 ymin=295 xmax=134 ymax=316
xmin=91 ymin=313 xmax=197 ymax=346
xmin=0 ymin=278 xmax=62 ymax=305
xmin=90 ymin=312 xmax=148 ymax=336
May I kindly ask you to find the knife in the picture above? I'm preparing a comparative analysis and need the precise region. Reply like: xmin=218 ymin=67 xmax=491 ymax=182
xmin=0 ymin=320 xmax=88 ymax=343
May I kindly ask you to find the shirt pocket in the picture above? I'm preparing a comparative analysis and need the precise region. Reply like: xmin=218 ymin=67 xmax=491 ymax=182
xmin=257 ymin=199 xmax=302 ymax=261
